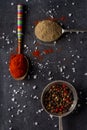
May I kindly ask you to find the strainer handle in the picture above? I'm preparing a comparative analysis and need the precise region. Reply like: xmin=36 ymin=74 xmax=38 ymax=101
xmin=59 ymin=117 xmax=63 ymax=130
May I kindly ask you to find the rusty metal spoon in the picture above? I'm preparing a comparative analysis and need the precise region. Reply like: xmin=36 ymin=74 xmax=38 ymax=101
xmin=41 ymin=80 xmax=78 ymax=130
xmin=35 ymin=20 xmax=87 ymax=42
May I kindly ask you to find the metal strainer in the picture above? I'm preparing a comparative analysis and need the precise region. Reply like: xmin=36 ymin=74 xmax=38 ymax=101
xmin=41 ymin=80 xmax=78 ymax=130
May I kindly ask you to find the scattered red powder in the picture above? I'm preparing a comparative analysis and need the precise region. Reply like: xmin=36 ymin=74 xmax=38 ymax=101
xmin=43 ymin=48 xmax=54 ymax=54
xmin=32 ymin=50 xmax=40 ymax=57
xmin=34 ymin=16 xmax=67 ymax=25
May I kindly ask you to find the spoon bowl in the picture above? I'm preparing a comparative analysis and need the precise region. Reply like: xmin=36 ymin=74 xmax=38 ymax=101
xmin=35 ymin=20 xmax=87 ymax=43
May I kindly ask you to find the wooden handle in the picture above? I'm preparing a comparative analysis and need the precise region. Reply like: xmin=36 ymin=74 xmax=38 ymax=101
xmin=17 ymin=4 xmax=23 ymax=54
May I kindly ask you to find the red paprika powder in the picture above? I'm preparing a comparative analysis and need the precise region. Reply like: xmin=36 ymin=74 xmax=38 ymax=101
xmin=9 ymin=54 xmax=28 ymax=79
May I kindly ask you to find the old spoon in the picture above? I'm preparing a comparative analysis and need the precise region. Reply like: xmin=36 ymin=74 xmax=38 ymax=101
xmin=9 ymin=4 xmax=29 ymax=80
xmin=35 ymin=20 xmax=87 ymax=42
xmin=41 ymin=80 xmax=78 ymax=130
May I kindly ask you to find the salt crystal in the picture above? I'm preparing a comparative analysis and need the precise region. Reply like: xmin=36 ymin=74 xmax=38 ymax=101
xmin=33 ymin=75 xmax=37 ymax=79
xmin=34 ymin=122 xmax=38 ymax=126
xmin=11 ymin=115 xmax=14 ymax=118
xmin=2 ymin=36 xmax=5 ymax=39
xmin=72 ymin=2 xmax=75 ymax=5
xmin=77 ymin=55 xmax=80 ymax=59
xmin=9 ymin=127 xmax=12 ymax=130
xmin=17 ymin=104 xmax=20 ymax=108
xmin=9 ymin=84 xmax=13 ymax=88
xmin=33 ymin=95 xmax=38 ymax=100
xmin=33 ymin=40 xmax=36 ymax=44
xmin=76 ymin=31 xmax=79 ymax=34
xmin=79 ymin=91 xmax=82 ymax=95
xmin=68 ymin=13 xmax=72 ymax=17
xmin=13 ymin=30 xmax=16 ymax=33
xmin=8 ymin=108 xmax=11 ymax=112
xmin=77 ymin=104 xmax=81 ymax=107
xmin=72 ymin=68 xmax=76 ymax=73
xmin=60 ymin=67 xmax=63 ymax=72
xmin=72 ymin=20 xmax=75 ymax=23
xmin=54 ymin=124 xmax=57 ymax=128
xmin=65 ymin=3 xmax=67 ymax=6
xmin=24 ymin=44 xmax=27 ymax=48
xmin=23 ymin=105 xmax=26 ymax=108
xmin=11 ymin=98 xmax=15 ymax=102
xmin=85 ymin=97 xmax=87 ymax=100
xmin=54 ymin=41 xmax=56 ymax=44
xmin=5 ymin=61 xmax=8 ymax=64
xmin=63 ymin=66 xmax=66 ymax=69
xmin=48 ymin=71 xmax=52 ymax=76
xmin=33 ymin=85 xmax=37 ymax=90
xmin=9 ymin=120 xmax=11 ymax=123
xmin=66 ymin=75 xmax=70 ymax=79
xmin=80 ymin=40 xmax=83 ymax=44
xmin=11 ymin=2 xmax=14 ymax=6
xmin=57 ymin=5 xmax=59 ymax=8
xmin=68 ymin=38 xmax=71 ymax=42
xmin=22 ymin=82 xmax=25 ymax=85
xmin=49 ymin=114 xmax=53 ymax=119
xmin=48 ymin=10 xmax=52 ymax=13
xmin=72 ymin=78 xmax=75 ymax=83
xmin=84 ymin=73 xmax=87 ymax=76
xmin=48 ymin=77 xmax=53 ymax=81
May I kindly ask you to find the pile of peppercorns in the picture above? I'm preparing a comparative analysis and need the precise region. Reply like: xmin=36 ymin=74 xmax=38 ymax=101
xmin=43 ymin=83 xmax=74 ymax=115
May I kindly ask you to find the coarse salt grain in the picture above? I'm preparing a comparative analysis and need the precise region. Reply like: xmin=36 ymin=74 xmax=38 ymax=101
xmin=33 ymin=75 xmax=37 ymax=79
xmin=84 ymin=73 xmax=87 ymax=76
xmin=72 ymin=2 xmax=75 ymax=5
xmin=11 ymin=98 xmax=15 ymax=102
xmin=68 ymin=13 xmax=72 ymax=17
xmin=11 ymin=2 xmax=14 ymax=6
xmin=48 ymin=76 xmax=53 ymax=81
xmin=9 ymin=127 xmax=12 ymax=130
xmin=34 ymin=122 xmax=38 ymax=126
xmin=33 ymin=95 xmax=39 ymax=100
xmin=33 ymin=85 xmax=37 ymax=90
xmin=54 ymin=124 xmax=57 ymax=128
xmin=72 ymin=68 xmax=76 ymax=73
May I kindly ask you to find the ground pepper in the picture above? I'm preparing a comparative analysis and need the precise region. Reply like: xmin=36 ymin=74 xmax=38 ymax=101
xmin=9 ymin=54 xmax=28 ymax=79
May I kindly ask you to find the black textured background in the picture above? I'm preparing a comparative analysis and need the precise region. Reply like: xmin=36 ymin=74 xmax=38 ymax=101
xmin=0 ymin=0 xmax=87 ymax=130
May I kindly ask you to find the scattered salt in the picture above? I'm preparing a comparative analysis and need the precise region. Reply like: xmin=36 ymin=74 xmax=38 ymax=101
xmin=11 ymin=2 xmax=14 ymax=6
xmin=33 ymin=85 xmax=37 ymax=90
xmin=84 ymin=73 xmax=87 ymax=76
xmin=54 ymin=124 xmax=57 ymax=128
xmin=72 ymin=68 xmax=76 ymax=73
xmin=33 ymin=95 xmax=39 ymax=100
xmin=68 ymin=13 xmax=72 ymax=17
xmin=34 ymin=122 xmax=38 ymax=126
xmin=48 ymin=76 xmax=53 ymax=81
xmin=33 ymin=75 xmax=37 ymax=79
xmin=11 ymin=98 xmax=15 ymax=102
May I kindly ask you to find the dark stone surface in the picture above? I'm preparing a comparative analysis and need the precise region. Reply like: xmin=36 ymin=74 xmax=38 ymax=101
xmin=0 ymin=0 xmax=87 ymax=130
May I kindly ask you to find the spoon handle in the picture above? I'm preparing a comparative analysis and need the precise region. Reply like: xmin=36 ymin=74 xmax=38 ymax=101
xmin=59 ymin=117 xmax=63 ymax=130
xmin=63 ymin=29 xmax=87 ymax=33
xmin=17 ymin=4 xmax=23 ymax=54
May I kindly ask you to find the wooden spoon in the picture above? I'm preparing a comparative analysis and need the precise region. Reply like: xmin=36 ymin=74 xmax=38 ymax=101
xmin=9 ymin=4 xmax=29 ymax=80
xmin=35 ymin=20 xmax=87 ymax=42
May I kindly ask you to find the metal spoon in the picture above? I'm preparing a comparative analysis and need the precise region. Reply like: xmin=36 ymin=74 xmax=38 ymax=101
xmin=9 ymin=4 xmax=29 ymax=80
xmin=41 ymin=80 xmax=78 ymax=130
xmin=35 ymin=20 xmax=87 ymax=42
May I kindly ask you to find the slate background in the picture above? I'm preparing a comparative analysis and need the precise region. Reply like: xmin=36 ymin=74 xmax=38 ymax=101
xmin=0 ymin=0 xmax=87 ymax=130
